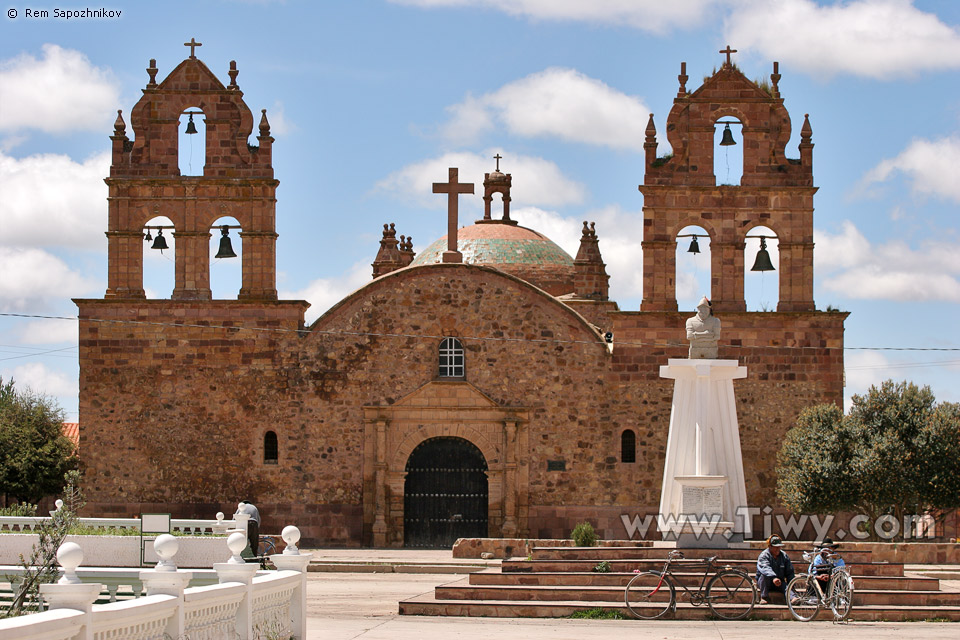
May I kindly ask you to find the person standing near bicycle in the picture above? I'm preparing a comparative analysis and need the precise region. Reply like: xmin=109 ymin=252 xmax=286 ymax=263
xmin=236 ymin=500 xmax=261 ymax=557
xmin=756 ymin=535 xmax=795 ymax=604
xmin=809 ymin=537 xmax=844 ymax=592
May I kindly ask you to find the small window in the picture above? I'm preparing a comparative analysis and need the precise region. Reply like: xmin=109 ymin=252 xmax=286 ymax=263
xmin=438 ymin=337 xmax=465 ymax=378
xmin=264 ymin=431 xmax=278 ymax=464
xmin=621 ymin=429 xmax=636 ymax=463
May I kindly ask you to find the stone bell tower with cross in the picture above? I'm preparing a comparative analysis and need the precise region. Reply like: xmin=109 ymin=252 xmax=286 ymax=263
xmin=101 ymin=39 xmax=280 ymax=300
xmin=640 ymin=46 xmax=816 ymax=313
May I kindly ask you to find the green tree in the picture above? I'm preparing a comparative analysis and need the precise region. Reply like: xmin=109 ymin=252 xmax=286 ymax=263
xmin=777 ymin=380 xmax=960 ymax=540
xmin=0 ymin=377 xmax=78 ymax=505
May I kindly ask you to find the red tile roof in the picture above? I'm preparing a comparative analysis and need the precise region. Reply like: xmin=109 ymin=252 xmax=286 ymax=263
xmin=62 ymin=422 xmax=79 ymax=451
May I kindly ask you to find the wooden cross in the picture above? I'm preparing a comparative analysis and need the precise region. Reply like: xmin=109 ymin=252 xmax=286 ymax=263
xmin=493 ymin=153 xmax=502 ymax=171
xmin=432 ymin=167 xmax=474 ymax=264
xmin=720 ymin=45 xmax=737 ymax=66
xmin=184 ymin=38 xmax=202 ymax=58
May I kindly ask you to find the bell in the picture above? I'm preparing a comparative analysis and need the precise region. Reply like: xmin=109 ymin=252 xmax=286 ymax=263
xmin=151 ymin=229 xmax=168 ymax=251
xmin=215 ymin=226 xmax=237 ymax=259
xmin=719 ymin=123 xmax=736 ymax=146
xmin=184 ymin=113 xmax=198 ymax=135
xmin=750 ymin=237 xmax=775 ymax=272
xmin=687 ymin=236 xmax=701 ymax=254
xmin=144 ymin=228 xmax=152 ymax=242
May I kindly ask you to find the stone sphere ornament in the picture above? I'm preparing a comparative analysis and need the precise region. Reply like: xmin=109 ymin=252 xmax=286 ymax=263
xmin=281 ymin=525 xmax=301 ymax=555
xmin=154 ymin=533 xmax=179 ymax=571
xmin=56 ymin=542 xmax=84 ymax=584
xmin=227 ymin=531 xmax=247 ymax=564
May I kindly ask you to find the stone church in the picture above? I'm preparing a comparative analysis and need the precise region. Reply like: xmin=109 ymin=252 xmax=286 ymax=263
xmin=75 ymin=45 xmax=846 ymax=546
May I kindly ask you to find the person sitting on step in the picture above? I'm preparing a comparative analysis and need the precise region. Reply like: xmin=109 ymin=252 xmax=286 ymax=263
xmin=756 ymin=535 xmax=795 ymax=604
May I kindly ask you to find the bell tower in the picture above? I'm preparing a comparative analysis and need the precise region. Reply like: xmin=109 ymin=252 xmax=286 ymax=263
xmin=105 ymin=40 xmax=278 ymax=300
xmin=639 ymin=49 xmax=815 ymax=313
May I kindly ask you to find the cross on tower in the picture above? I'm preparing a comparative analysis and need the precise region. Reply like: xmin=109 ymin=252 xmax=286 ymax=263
xmin=432 ymin=167 xmax=474 ymax=264
xmin=720 ymin=45 xmax=737 ymax=66
xmin=493 ymin=154 xmax=502 ymax=171
xmin=184 ymin=38 xmax=202 ymax=58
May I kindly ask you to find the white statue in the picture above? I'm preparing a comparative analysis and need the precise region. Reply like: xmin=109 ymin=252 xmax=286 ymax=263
xmin=686 ymin=296 xmax=720 ymax=359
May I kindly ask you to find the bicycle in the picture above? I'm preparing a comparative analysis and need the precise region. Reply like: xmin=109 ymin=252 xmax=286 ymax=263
xmin=256 ymin=535 xmax=278 ymax=569
xmin=785 ymin=548 xmax=855 ymax=622
xmin=624 ymin=550 xmax=757 ymax=620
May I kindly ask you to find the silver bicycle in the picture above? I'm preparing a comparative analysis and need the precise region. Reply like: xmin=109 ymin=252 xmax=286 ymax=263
xmin=785 ymin=548 xmax=854 ymax=622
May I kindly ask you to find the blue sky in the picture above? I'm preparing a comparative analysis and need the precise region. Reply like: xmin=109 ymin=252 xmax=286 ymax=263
xmin=2 ymin=0 xmax=960 ymax=420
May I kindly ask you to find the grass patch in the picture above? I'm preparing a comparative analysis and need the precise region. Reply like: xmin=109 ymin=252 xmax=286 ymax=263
xmin=570 ymin=607 xmax=625 ymax=620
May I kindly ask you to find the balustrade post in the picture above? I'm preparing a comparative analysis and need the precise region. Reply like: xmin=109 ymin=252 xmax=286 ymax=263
xmin=214 ymin=532 xmax=259 ymax=639
xmin=139 ymin=534 xmax=193 ymax=639
xmin=270 ymin=526 xmax=311 ymax=639
xmin=39 ymin=542 xmax=102 ymax=640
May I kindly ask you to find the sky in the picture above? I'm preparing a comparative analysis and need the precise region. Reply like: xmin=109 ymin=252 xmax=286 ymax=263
xmin=2 ymin=0 xmax=960 ymax=420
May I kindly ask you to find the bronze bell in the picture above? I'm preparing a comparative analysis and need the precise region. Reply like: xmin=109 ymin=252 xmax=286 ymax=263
xmin=215 ymin=226 xmax=237 ymax=259
xmin=687 ymin=236 xmax=701 ymax=254
xmin=143 ymin=228 xmax=152 ymax=242
xmin=184 ymin=113 xmax=198 ymax=135
xmin=719 ymin=123 xmax=736 ymax=146
xmin=151 ymin=229 xmax=168 ymax=251
xmin=751 ymin=237 xmax=775 ymax=272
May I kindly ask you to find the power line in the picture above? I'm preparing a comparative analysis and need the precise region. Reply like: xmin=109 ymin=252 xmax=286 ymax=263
xmin=3 ymin=311 xmax=959 ymax=355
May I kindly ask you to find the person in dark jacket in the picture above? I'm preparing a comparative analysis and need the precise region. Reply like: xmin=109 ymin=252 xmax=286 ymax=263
xmin=756 ymin=535 xmax=795 ymax=604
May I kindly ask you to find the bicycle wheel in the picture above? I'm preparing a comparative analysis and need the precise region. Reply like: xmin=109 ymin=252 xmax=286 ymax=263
xmin=624 ymin=571 xmax=675 ymax=620
xmin=829 ymin=571 xmax=854 ymax=619
xmin=259 ymin=536 xmax=277 ymax=556
xmin=706 ymin=569 xmax=757 ymax=620
xmin=786 ymin=574 xmax=821 ymax=622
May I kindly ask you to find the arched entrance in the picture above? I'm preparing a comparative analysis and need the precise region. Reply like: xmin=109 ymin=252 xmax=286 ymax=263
xmin=403 ymin=436 xmax=488 ymax=548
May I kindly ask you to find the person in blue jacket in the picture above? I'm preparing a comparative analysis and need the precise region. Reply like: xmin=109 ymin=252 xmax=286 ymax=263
xmin=756 ymin=535 xmax=795 ymax=604
xmin=810 ymin=537 xmax=845 ymax=593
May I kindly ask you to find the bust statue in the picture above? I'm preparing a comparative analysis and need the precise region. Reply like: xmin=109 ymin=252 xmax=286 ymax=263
xmin=686 ymin=296 xmax=720 ymax=359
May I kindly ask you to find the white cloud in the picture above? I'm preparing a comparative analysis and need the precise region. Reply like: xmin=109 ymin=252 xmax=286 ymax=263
xmin=442 ymin=68 xmax=652 ymax=151
xmin=816 ymin=221 xmax=960 ymax=302
xmin=0 ymin=44 xmax=120 ymax=133
xmin=0 ymin=150 xmax=110 ymax=250
xmin=0 ymin=248 xmax=98 ymax=312
xmin=0 ymin=362 xmax=76 ymax=400
xmin=18 ymin=318 xmax=78 ymax=345
xmin=375 ymin=150 xmax=586 ymax=210
xmin=726 ymin=0 xmax=960 ymax=79
xmin=390 ymin=0 xmax=720 ymax=32
xmin=279 ymin=262 xmax=372 ymax=324
xmin=861 ymin=136 xmax=960 ymax=202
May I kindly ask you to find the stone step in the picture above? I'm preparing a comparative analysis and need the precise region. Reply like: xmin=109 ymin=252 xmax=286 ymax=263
xmin=530 ymin=546 xmax=873 ymax=563
xmin=503 ymin=559 xmax=904 ymax=577
xmin=436 ymin=580 xmax=960 ymax=607
xmin=469 ymin=570 xmax=940 ymax=591
xmin=399 ymin=592 xmax=960 ymax=622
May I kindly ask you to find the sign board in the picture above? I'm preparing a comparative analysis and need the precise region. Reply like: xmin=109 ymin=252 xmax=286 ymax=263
xmin=141 ymin=513 xmax=171 ymax=533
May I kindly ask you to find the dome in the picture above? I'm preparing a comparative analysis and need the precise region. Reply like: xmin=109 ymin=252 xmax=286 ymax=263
xmin=410 ymin=221 xmax=575 ymax=296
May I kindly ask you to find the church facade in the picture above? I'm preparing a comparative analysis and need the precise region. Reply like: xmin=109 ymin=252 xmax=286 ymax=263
xmin=75 ymin=47 xmax=846 ymax=546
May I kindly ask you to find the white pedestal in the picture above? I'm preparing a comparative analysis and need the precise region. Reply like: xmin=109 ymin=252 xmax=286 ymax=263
xmin=657 ymin=359 xmax=751 ymax=543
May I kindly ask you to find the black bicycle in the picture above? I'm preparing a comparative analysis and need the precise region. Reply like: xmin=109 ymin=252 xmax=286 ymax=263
xmin=624 ymin=550 xmax=757 ymax=620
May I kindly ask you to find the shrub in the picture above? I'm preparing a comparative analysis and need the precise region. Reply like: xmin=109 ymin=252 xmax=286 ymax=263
xmin=593 ymin=560 xmax=612 ymax=573
xmin=571 ymin=521 xmax=597 ymax=547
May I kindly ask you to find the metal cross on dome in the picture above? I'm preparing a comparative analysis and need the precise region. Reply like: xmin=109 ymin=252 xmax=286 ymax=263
xmin=184 ymin=38 xmax=202 ymax=58
xmin=432 ymin=167 xmax=474 ymax=264
xmin=493 ymin=153 xmax=502 ymax=171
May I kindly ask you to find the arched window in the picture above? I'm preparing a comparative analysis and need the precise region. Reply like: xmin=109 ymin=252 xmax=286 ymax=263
xmin=621 ymin=429 xmax=636 ymax=464
xmin=264 ymin=431 xmax=278 ymax=464
xmin=438 ymin=337 xmax=465 ymax=378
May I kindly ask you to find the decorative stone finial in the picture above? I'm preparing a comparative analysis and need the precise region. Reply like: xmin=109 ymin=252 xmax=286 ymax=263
xmin=146 ymin=59 xmax=158 ymax=87
xmin=645 ymin=113 xmax=657 ymax=141
xmin=770 ymin=61 xmax=781 ymax=98
xmin=678 ymin=61 xmax=688 ymax=96
xmin=227 ymin=531 xmax=247 ymax=564
xmin=113 ymin=110 xmax=126 ymax=136
xmin=259 ymin=109 xmax=271 ymax=137
xmin=228 ymin=60 xmax=239 ymax=88
xmin=281 ymin=525 xmax=301 ymax=555
xmin=153 ymin=534 xmax=179 ymax=571
xmin=801 ymin=113 xmax=813 ymax=141
xmin=56 ymin=542 xmax=84 ymax=585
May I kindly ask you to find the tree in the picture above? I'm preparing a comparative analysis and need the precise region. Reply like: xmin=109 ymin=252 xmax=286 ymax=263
xmin=777 ymin=380 xmax=960 ymax=540
xmin=0 ymin=377 xmax=78 ymax=505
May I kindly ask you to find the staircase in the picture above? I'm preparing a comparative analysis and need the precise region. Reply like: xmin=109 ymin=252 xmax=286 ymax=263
xmin=399 ymin=543 xmax=960 ymax=621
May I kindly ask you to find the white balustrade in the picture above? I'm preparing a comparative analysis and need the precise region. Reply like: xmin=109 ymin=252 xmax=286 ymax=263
xmin=0 ymin=515 xmax=239 ymax=534
xmin=0 ymin=524 xmax=309 ymax=640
